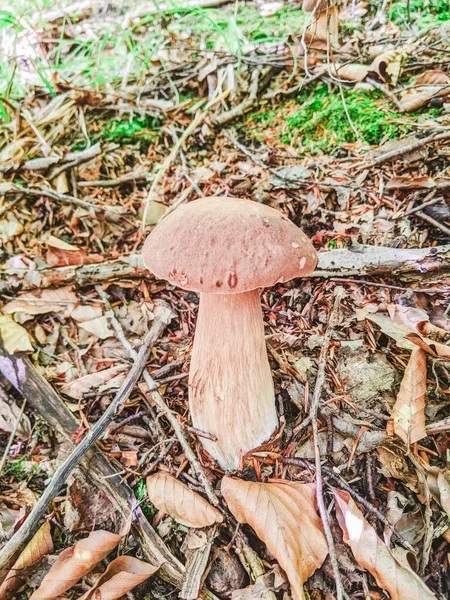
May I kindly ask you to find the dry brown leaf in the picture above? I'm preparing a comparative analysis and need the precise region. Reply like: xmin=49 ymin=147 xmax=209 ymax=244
xmin=0 ymin=315 xmax=33 ymax=353
xmin=329 ymin=63 xmax=369 ymax=82
xmin=61 ymin=365 xmax=127 ymax=399
xmin=0 ymin=521 xmax=53 ymax=600
xmin=46 ymin=235 xmax=103 ymax=267
xmin=370 ymin=48 xmax=406 ymax=86
xmin=79 ymin=556 xmax=159 ymax=600
xmin=366 ymin=313 xmax=450 ymax=359
xmin=3 ymin=288 xmax=78 ymax=316
xmin=221 ymin=477 xmax=327 ymax=600
xmin=385 ymin=176 xmax=436 ymax=190
xmin=146 ymin=472 xmax=223 ymax=528
xmin=416 ymin=69 xmax=450 ymax=85
xmin=30 ymin=525 xmax=130 ymax=600
xmin=334 ymin=490 xmax=436 ymax=600
xmin=427 ymin=467 xmax=450 ymax=515
xmin=391 ymin=348 xmax=427 ymax=445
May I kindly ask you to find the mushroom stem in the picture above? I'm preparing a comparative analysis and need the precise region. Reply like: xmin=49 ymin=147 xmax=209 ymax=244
xmin=189 ymin=290 xmax=278 ymax=470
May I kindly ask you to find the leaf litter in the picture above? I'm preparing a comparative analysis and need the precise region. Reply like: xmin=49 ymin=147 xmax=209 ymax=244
xmin=0 ymin=1 xmax=450 ymax=599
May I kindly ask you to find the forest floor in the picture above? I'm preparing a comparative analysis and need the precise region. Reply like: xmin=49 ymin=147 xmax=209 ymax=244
xmin=1 ymin=1 xmax=450 ymax=599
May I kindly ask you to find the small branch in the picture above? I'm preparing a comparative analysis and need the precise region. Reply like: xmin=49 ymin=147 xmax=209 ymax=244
xmin=309 ymin=287 xmax=345 ymax=600
xmin=415 ymin=210 xmax=450 ymax=237
xmin=358 ymin=129 xmax=450 ymax=170
xmin=97 ymin=286 xmax=220 ymax=506
xmin=1 ymin=244 xmax=449 ymax=294
xmin=0 ymin=317 xmax=164 ymax=574
xmin=3 ymin=184 xmax=124 ymax=218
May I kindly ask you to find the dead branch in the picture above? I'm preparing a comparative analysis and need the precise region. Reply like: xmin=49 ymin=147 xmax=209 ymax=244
xmin=359 ymin=129 xmax=450 ymax=169
xmin=309 ymin=286 xmax=345 ymax=600
xmin=2 ymin=244 xmax=449 ymax=294
xmin=0 ymin=304 xmax=172 ymax=579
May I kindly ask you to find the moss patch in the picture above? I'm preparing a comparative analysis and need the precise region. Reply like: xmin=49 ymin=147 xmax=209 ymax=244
xmin=389 ymin=0 xmax=450 ymax=27
xmin=102 ymin=116 xmax=160 ymax=144
xmin=283 ymin=84 xmax=409 ymax=153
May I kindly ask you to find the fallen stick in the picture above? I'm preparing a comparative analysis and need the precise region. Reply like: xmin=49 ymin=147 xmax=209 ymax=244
xmin=358 ymin=129 xmax=450 ymax=169
xmin=2 ymin=244 xmax=449 ymax=293
xmin=308 ymin=287 xmax=345 ymax=600
xmin=0 ymin=304 xmax=177 ymax=582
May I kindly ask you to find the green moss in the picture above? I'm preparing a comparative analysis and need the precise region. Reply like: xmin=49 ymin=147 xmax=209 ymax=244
xmin=389 ymin=0 xmax=450 ymax=27
xmin=251 ymin=108 xmax=278 ymax=126
xmin=284 ymin=84 xmax=408 ymax=154
xmin=102 ymin=116 xmax=160 ymax=144
xmin=3 ymin=457 xmax=40 ymax=482
xmin=135 ymin=478 xmax=158 ymax=521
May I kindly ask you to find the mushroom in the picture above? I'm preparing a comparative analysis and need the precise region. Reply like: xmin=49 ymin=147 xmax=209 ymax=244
xmin=142 ymin=197 xmax=317 ymax=470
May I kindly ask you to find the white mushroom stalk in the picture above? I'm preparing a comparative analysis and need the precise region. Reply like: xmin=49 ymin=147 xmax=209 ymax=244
xmin=143 ymin=196 xmax=317 ymax=470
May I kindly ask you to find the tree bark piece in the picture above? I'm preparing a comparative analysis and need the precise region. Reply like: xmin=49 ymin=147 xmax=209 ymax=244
xmin=2 ymin=244 xmax=449 ymax=294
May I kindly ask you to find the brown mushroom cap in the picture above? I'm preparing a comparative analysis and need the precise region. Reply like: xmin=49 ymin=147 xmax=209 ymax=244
xmin=143 ymin=196 xmax=317 ymax=294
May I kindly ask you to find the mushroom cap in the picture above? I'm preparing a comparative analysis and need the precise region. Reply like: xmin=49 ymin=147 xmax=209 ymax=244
xmin=142 ymin=196 xmax=318 ymax=294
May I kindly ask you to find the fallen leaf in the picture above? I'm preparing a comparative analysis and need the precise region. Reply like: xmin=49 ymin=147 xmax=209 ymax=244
xmin=367 ymin=312 xmax=450 ymax=359
xmin=146 ymin=472 xmax=223 ymax=528
xmin=370 ymin=48 xmax=407 ymax=86
xmin=46 ymin=235 xmax=103 ymax=267
xmin=0 ymin=396 xmax=31 ymax=439
xmin=0 ymin=315 xmax=33 ymax=353
xmin=330 ymin=63 xmax=369 ymax=82
xmin=221 ymin=477 xmax=327 ymax=600
xmin=64 ymin=476 xmax=115 ymax=532
xmin=0 ymin=215 xmax=24 ymax=242
xmin=427 ymin=467 xmax=450 ymax=515
xmin=30 ymin=525 xmax=130 ymax=600
xmin=71 ymin=305 xmax=103 ymax=322
xmin=334 ymin=490 xmax=436 ymax=600
xmin=3 ymin=288 xmax=78 ymax=316
xmin=79 ymin=556 xmax=159 ymax=600
xmin=385 ymin=176 xmax=436 ymax=190
xmin=399 ymin=69 xmax=450 ymax=112
xmin=61 ymin=365 xmax=127 ymax=399
xmin=258 ymin=1 xmax=284 ymax=18
xmin=391 ymin=348 xmax=427 ymax=445
xmin=78 ymin=315 xmax=114 ymax=339
xmin=0 ymin=521 xmax=53 ymax=600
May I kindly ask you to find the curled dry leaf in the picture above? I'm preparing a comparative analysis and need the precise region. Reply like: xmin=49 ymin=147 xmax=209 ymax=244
xmin=30 ymin=526 xmax=129 ymax=600
xmin=367 ymin=313 xmax=450 ymax=359
xmin=146 ymin=472 xmax=223 ymax=528
xmin=0 ymin=315 xmax=33 ymax=353
xmin=79 ymin=556 xmax=159 ymax=600
xmin=329 ymin=63 xmax=369 ymax=82
xmin=3 ymin=287 xmax=78 ymax=316
xmin=391 ymin=348 xmax=427 ymax=445
xmin=427 ymin=467 xmax=450 ymax=514
xmin=45 ymin=235 xmax=103 ymax=267
xmin=221 ymin=477 xmax=328 ymax=600
xmin=399 ymin=69 xmax=450 ymax=112
xmin=334 ymin=490 xmax=436 ymax=600
xmin=0 ymin=521 xmax=53 ymax=600
xmin=370 ymin=48 xmax=406 ymax=86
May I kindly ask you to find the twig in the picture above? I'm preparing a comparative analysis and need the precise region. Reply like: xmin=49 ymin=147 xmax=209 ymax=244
xmin=358 ymin=129 xmax=450 ymax=169
xmin=402 ymin=193 xmax=442 ymax=217
xmin=0 ymin=397 xmax=27 ymax=475
xmin=329 ymin=277 xmax=448 ymax=295
xmin=77 ymin=172 xmax=151 ymax=187
xmin=96 ymin=286 xmax=220 ymax=506
xmin=3 ymin=184 xmax=124 ymax=217
xmin=2 ymin=244 xmax=449 ymax=294
xmin=415 ymin=210 xmax=450 ymax=237
xmin=0 ymin=324 xmax=161 ymax=574
xmin=309 ymin=287 xmax=345 ymax=600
